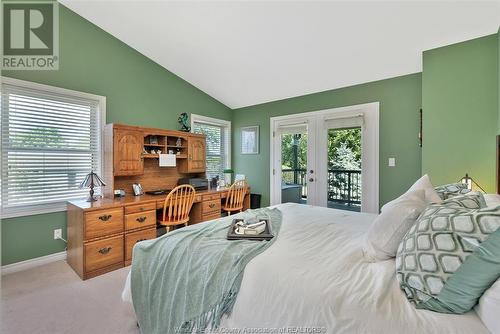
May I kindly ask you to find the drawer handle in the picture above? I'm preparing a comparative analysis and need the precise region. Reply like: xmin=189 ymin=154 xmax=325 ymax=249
xmin=98 ymin=247 xmax=112 ymax=255
xmin=98 ymin=214 xmax=112 ymax=221
xmin=136 ymin=216 xmax=147 ymax=223
xmin=136 ymin=238 xmax=147 ymax=243
xmin=209 ymin=203 xmax=216 ymax=209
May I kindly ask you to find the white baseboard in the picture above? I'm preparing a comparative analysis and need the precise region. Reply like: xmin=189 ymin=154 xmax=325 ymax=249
xmin=1 ymin=251 xmax=67 ymax=275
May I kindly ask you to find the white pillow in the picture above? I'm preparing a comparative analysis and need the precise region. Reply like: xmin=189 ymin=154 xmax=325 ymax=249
xmin=475 ymin=278 xmax=500 ymax=334
xmin=363 ymin=189 xmax=426 ymax=262
xmin=407 ymin=174 xmax=442 ymax=204
xmin=484 ymin=193 xmax=500 ymax=207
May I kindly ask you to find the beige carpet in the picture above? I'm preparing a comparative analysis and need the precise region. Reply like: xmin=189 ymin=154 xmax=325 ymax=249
xmin=1 ymin=261 xmax=139 ymax=334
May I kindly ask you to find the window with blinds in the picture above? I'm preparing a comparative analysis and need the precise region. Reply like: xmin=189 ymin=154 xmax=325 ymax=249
xmin=192 ymin=116 xmax=231 ymax=180
xmin=1 ymin=79 xmax=104 ymax=217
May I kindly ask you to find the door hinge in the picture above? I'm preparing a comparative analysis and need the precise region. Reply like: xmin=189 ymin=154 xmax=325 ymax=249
xmin=272 ymin=169 xmax=275 ymax=175
xmin=273 ymin=131 xmax=275 ymax=138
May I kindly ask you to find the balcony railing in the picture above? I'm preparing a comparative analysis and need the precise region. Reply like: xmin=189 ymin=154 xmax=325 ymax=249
xmin=281 ymin=168 xmax=361 ymax=206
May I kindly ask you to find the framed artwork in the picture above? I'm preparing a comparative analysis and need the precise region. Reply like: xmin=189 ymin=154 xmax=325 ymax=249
xmin=241 ymin=126 xmax=259 ymax=154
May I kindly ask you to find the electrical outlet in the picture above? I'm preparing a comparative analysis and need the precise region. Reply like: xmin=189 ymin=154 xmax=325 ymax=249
xmin=54 ymin=229 xmax=62 ymax=240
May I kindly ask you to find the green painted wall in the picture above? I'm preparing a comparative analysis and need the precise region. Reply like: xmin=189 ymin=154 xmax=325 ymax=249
xmin=0 ymin=5 xmax=231 ymax=265
xmin=422 ymin=34 xmax=498 ymax=191
xmin=232 ymin=73 xmax=423 ymax=208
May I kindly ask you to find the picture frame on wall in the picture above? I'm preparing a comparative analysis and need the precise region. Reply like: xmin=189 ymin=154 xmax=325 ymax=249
xmin=241 ymin=126 xmax=259 ymax=154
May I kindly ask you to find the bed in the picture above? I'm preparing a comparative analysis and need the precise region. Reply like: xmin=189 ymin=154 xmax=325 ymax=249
xmin=122 ymin=202 xmax=489 ymax=333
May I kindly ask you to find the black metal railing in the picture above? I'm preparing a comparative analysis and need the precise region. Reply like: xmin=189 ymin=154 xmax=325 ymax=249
xmin=281 ymin=168 xmax=361 ymax=206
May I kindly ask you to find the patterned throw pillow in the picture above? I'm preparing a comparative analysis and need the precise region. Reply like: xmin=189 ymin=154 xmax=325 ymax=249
xmin=396 ymin=204 xmax=500 ymax=311
xmin=441 ymin=192 xmax=486 ymax=209
xmin=434 ymin=183 xmax=470 ymax=200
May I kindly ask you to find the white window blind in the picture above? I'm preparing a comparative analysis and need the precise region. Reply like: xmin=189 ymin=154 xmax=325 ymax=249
xmin=192 ymin=116 xmax=230 ymax=180
xmin=1 ymin=80 xmax=104 ymax=218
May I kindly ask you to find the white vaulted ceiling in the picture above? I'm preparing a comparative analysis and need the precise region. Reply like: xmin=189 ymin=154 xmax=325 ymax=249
xmin=61 ymin=1 xmax=500 ymax=108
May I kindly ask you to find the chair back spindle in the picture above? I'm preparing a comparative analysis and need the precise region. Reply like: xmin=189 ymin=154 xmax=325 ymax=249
xmin=223 ymin=180 xmax=248 ymax=214
xmin=159 ymin=185 xmax=196 ymax=230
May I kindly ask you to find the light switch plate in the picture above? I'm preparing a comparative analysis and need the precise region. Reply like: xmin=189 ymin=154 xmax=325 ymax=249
xmin=388 ymin=157 xmax=396 ymax=167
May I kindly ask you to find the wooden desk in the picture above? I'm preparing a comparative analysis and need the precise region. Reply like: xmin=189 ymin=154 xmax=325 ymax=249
xmin=67 ymin=188 xmax=250 ymax=279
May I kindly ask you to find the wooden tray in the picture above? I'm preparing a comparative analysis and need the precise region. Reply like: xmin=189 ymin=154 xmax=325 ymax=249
xmin=226 ymin=218 xmax=274 ymax=241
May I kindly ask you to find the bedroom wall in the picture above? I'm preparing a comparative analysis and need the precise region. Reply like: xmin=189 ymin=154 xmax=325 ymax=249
xmin=1 ymin=5 xmax=231 ymax=266
xmin=421 ymin=34 xmax=498 ymax=192
xmin=232 ymin=73 xmax=423 ymax=208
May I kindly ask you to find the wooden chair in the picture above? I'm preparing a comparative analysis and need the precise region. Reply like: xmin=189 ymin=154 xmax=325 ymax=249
xmin=158 ymin=184 xmax=196 ymax=232
xmin=223 ymin=180 xmax=248 ymax=215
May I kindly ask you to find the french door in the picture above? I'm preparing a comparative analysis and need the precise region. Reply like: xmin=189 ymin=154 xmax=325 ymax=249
xmin=270 ymin=103 xmax=380 ymax=213
xmin=272 ymin=115 xmax=318 ymax=205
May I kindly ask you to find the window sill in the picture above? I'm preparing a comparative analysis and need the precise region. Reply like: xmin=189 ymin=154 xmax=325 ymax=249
xmin=1 ymin=202 xmax=70 ymax=219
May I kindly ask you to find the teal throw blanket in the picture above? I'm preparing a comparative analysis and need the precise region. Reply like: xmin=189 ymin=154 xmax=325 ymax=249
xmin=131 ymin=208 xmax=282 ymax=334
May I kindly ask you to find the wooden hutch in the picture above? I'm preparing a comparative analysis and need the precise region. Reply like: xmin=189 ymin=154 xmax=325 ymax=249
xmin=66 ymin=124 xmax=249 ymax=279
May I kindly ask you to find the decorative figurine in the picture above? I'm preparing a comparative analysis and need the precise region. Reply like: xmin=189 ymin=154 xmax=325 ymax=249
xmin=176 ymin=137 xmax=182 ymax=147
xmin=178 ymin=112 xmax=191 ymax=132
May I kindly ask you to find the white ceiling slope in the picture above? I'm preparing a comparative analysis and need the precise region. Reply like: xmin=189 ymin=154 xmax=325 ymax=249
xmin=61 ymin=1 xmax=500 ymax=109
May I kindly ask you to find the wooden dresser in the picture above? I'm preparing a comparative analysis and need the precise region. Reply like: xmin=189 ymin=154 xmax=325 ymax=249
xmin=67 ymin=188 xmax=250 ymax=280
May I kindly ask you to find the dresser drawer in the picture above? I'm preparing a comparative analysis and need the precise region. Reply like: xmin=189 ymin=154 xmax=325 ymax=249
xmin=125 ymin=210 xmax=156 ymax=231
xmin=125 ymin=228 xmax=157 ymax=261
xmin=84 ymin=208 xmax=123 ymax=240
xmin=202 ymin=193 xmax=220 ymax=201
xmin=202 ymin=199 xmax=220 ymax=214
xmin=125 ymin=202 xmax=156 ymax=215
xmin=84 ymin=235 xmax=124 ymax=272
xmin=202 ymin=212 xmax=221 ymax=222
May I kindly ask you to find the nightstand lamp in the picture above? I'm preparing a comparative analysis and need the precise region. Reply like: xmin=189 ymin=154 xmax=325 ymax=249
xmin=460 ymin=173 xmax=485 ymax=192
xmin=80 ymin=171 xmax=106 ymax=202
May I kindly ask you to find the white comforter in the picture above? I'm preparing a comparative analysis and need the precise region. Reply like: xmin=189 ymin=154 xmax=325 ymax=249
xmin=123 ymin=203 xmax=489 ymax=333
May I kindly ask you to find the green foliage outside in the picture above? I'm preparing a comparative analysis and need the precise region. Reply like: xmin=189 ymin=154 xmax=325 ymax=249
xmin=281 ymin=128 xmax=362 ymax=206
xmin=281 ymin=128 xmax=361 ymax=171
xmin=11 ymin=127 xmax=65 ymax=148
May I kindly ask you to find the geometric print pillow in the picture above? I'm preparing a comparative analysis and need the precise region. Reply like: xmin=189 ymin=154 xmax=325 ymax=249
xmin=440 ymin=192 xmax=486 ymax=209
xmin=396 ymin=204 xmax=500 ymax=309
xmin=434 ymin=182 xmax=471 ymax=200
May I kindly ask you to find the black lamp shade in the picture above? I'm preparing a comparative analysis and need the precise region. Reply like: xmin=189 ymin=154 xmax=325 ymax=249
xmin=80 ymin=171 xmax=106 ymax=201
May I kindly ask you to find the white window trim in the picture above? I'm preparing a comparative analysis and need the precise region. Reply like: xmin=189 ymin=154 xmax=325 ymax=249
xmin=0 ymin=77 xmax=106 ymax=219
xmin=191 ymin=114 xmax=232 ymax=170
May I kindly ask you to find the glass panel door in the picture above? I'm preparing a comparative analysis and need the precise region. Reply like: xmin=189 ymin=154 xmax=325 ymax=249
xmin=280 ymin=132 xmax=308 ymax=204
xmin=326 ymin=127 xmax=362 ymax=211
xmin=271 ymin=117 xmax=316 ymax=206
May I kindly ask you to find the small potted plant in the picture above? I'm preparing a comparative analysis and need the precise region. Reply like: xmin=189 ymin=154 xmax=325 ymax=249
xmin=223 ymin=169 xmax=234 ymax=187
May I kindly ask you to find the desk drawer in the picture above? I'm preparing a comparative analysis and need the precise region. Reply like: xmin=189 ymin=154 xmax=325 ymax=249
xmin=202 ymin=199 xmax=220 ymax=214
xmin=125 ymin=210 xmax=156 ymax=231
xmin=125 ymin=203 xmax=156 ymax=215
xmin=85 ymin=235 xmax=124 ymax=272
xmin=125 ymin=228 xmax=156 ymax=261
xmin=85 ymin=208 xmax=123 ymax=240
xmin=202 ymin=193 xmax=220 ymax=201
xmin=202 ymin=212 xmax=221 ymax=222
